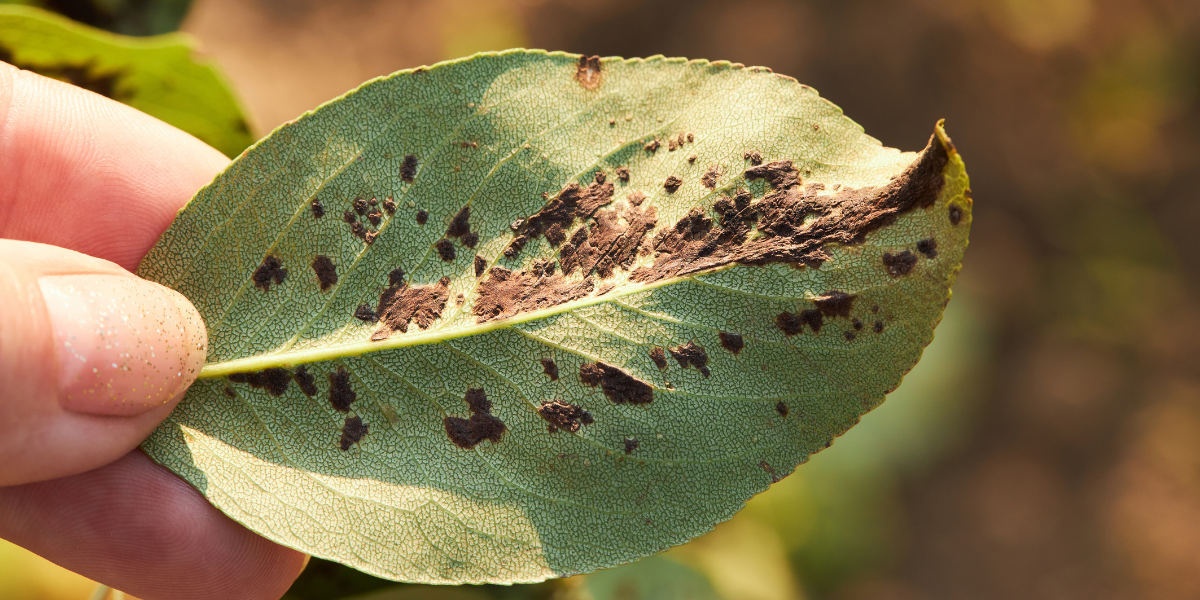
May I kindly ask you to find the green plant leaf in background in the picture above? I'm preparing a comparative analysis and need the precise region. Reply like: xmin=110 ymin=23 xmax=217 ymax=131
xmin=137 ymin=49 xmax=972 ymax=584
xmin=0 ymin=4 xmax=252 ymax=157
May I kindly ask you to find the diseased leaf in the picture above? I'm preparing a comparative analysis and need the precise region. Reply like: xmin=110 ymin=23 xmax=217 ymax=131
xmin=0 ymin=5 xmax=252 ymax=157
xmin=137 ymin=50 xmax=972 ymax=583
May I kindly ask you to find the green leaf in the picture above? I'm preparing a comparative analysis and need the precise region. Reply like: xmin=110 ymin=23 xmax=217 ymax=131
xmin=0 ymin=4 xmax=252 ymax=157
xmin=137 ymin=50 xmax=972 ymax=584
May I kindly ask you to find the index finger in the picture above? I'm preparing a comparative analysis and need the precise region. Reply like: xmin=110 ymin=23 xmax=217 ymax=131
xmin=0 ymin=62 xmax=231 ymax=271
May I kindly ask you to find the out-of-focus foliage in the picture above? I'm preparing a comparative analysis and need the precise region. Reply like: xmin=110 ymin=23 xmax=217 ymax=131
xmin=0 ymin=4 xmax=251 ymax=156
xmin=0 ymin=0 xmax=192 ymax=36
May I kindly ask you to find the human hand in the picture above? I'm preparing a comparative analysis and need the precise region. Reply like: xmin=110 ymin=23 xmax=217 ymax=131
xmin=0 ymin=63 xmax=308 ymax=599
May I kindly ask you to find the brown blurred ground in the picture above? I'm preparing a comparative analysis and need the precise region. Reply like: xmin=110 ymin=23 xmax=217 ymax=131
xmin=179 ymin=1 xmax=1200 ymax=598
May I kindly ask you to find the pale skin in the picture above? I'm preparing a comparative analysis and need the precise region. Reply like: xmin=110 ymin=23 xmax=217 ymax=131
xmin=0 ymin=63 xmax=307 ymax=599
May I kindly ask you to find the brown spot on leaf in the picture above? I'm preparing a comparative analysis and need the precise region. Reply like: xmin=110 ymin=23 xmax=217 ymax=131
xmin=917 ymin=238 xmax=938 ymax=258
xmin=883 ymin=250 xmax=918 ymax=277
xmin=328 ymin=367 xmax=356 ymax=412
xmin=744 ymin=150 xmax=763 ymax=165
xmin=560 ymin=201 xmax=658 ymax=279
xmin=629 ymin=130 xmax=950 ymax=284
xmin=474 ymin=255 xmax=487 ymax=277
xmin=874 ymin=320 xmax=884 ymax=333
xmin=339 ymin=416 xmax=369 ymax=450
xmin=538 ymin=399 xmax=593 ymax=433
xmin=388 ymin=268 xmax=406 ymax=288
xmin=401 ymin=155 xmax=418 ymax=182
xmin=435 ymin=239 xmax=456 ymax=261
xmin=416 ymin=209 xmax=428 ymax=225
xmin=616 ymin=167 xmax=630 ymax=182
xmin=813 ymin=291 xmax=855 ymax=318
xmin=663 ymin=175 xmax=683 ymax=193
xmin=776 ymin=312 xmax=802 ymax=336
xmin=668 ymin=342 xmax=710 ymax=377
xmin=745 ymin=160 xmax=801 ymax=189
xmin=462 ymin=232 xmax=479 ymax=248
xmin=444 ymin=387 xmax=506 ymax=449
xmin=382 ymin=198 xmax=396 ymax=215
xmin=371 ymin=276 xmax=451 ymax=340
xmin=343 ymin=210 xmax=357 ymax=224
xmin=844 ymin=330 xmax=857 ymax=341
xmin=294 ymin=366 xmax=318 ymax=397
xmin=580 ymin=362 xmax=654 ymax=405
xmin=504 ymin=178 xmax=615 ymax=259
xmin=354 ymin=303 xmax=378 ymax=323
xmin=776 ymin=401 xmax=789 ymax=417
xmin=228 ymin=368 xmax=291 ymax=396
xmin=760 ymin=460 xmax=780 ymax=483
xmin=719 ymin=331 xmax=744 ymax=354
xmin=644 ymin=138 xmax=661 ymax=153
xmin=627 ymin=191 xmax=647 ymax=206
xmin=702 ymin=165 xmax=720 ymax=189
xmin=688 ymin=153 xmax=697 ymax=163
xmin=949 ymin=203 xmax=964 ymax=225
xmin=649 ymin=346 xmax=668 ymax=369
xmin=575 ymin=55 xmax=602 ymax=89
xmin=624 ymin=438 xmax=639 ymax=454
xmin=799 ymin=309 xmax=823 ymax=333
xmin=310 ymin=199 xmax=325 ymax=218
xmin=252 ymin=256 xmax=287 ymax=291
xmin=353 ymin=197 xmax=368 ymax=216
xmin=540 ymin=358 xmax=560 ymax=381
xmin=852 ymin=318 xmax=863 ymax=330
xmin=223 ymin=385 xmax=235 ymax=398
xmin=473 ymin=266 xmax=595 ymax=322
xmin=311 ymin=255 xmax=337 ymax=291
xmin=446 ymin=206 xmax=471 ymax=239
xmin=366 ymin=207 xmax=383 ymax=226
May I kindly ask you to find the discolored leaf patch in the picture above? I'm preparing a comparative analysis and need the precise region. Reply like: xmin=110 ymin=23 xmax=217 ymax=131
xmin=580 ymin=362 xmax=654 ymax=405
xmin=444 ymin=388 xmax=506 ymax=449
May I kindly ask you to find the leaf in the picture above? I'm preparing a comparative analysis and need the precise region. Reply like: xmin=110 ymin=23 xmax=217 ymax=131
xmin=0 ymin=4 xmax=252 ymax=157
xmin=137 ymin=50 xmax=972 ymax=584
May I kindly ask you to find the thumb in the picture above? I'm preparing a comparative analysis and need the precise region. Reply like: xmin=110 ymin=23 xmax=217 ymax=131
xmin=0 ymin=239 xmax=206 ymax=486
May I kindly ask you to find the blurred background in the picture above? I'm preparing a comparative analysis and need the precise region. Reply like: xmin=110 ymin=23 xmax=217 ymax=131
xmin=2 ymin=0 xmax=1200 ymax=598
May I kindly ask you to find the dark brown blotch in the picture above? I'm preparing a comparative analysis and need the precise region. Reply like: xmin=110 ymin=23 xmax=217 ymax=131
xmin=353 ymin=197 xmax=368 ymax=216
xmin=343 ymin=210 xmax=357 ymax=224
xmin=844 ymin=331 xmax=857 ymax=341
xmin=504 ymin=178 xmax=615 ymax=259
xmin=644 ymin=138 xmax=660 ymax=153
xmin=371 ymin=276 xmax=451 ymax=340
xmin=776 ymin=401 xmax=789 ymax=417
xmin=882 ymin=250 xmax=918 ymax=277
xmin=388 ymin=267 xmax=406 ymax=288
xmin=252 ymin=256 xmax=287 ymax=291
xmin=649 ymin=346 xmax=668 ymax=369
xmin=228 ymin=367 xmax=291 ymax=396
xmin=294 ymin=366 xmax=317 ymax=397
xmin=580 ymin=362 xmax=654 ymax=405
xmin=328 ymin=367 xmax=356 ymax=412
xmin=311 ymin=255 xmax=337 ymax=291
xmin=444 ymin=387 xmax=506 ymax=449
xmin=813 ymin=291 xmax=856 ymax=318
xmin=339 ymin=416 xmax=369 ymax=450
xmin=310 ymin=199 xmax=325 ymax=219
xmin=435 ymin=239 xmax=456 ymax=261
xmin=462 ymin=232 xmax=479 ymax=248
xmin=575 ymin=55 xmax=602 ymax=89
xmin=719 ymin=331 xmax=744 ymax=354
xmin=744 ymin=150 xmax=763 ymax=165
xmin=873 ymin=320 xmax=884 ymax=333
xmin=474 ymin=255 xmax=487 ymax=277
xmin=446 ymin=206 xmax=471 ymax=239
xmin=916 ymin=238 xmax=938 ymax=259
xmin=799 ymin=309 xmax=823 ymax=333
xmin=701 ymin=165 xmax=720 ymax=189
xmin=400 ymin=154 xmax=418 ymax=182
xmin=616 ymin=167 xmax=630 ymax=182
xmin=382 ymin=197 xmax=396 ymax=215
xmin=949 ymin=203 xmax=963 ymax=225
xmin=354 ymin=303 xmax=378 ymax=323
xmin=223 ymin=385 xmax=236 ymax=398
xmin=472 ymin=266 xmax=595 ymax=323
xmin=540 ymin=358 xmax=559 ymax=381
xmin=776 ymin=312 xmax=802 ymax=336
xmin=668 ymin=342 xmax=710 ymax=377
xmin=852 ymin=318 xmax=863 ymax=330
xmin=663 ymin=175 xmax=682 ymax=193
xmin=415 ymin=209 xmax=428 ymax=225
xmin=538 ymin=399 xmax=592 ymax=433
xmin=366 ymin=206 xmax=383 ymax=226
xmin=624 ymin=438 xmax=639 ymax=454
